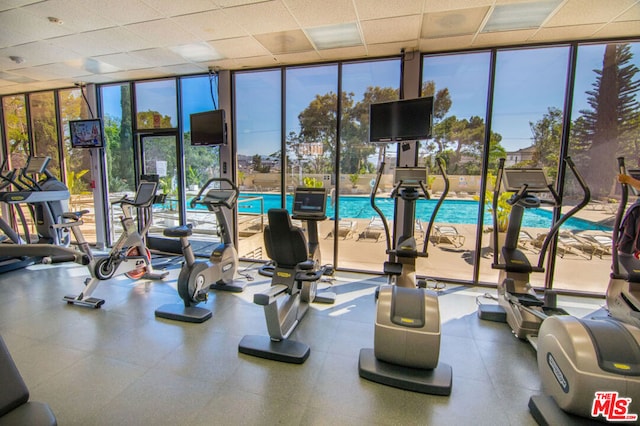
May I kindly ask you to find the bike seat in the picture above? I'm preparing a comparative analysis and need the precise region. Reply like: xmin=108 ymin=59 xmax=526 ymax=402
xmin=163 ymin=224 xmax=193 ymax=238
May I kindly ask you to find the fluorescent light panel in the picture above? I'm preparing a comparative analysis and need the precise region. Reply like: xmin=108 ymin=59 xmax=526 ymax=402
xmin=306 ymin=23 xmax=362 ymax=50
xmin=169 ymin=43 xmax=224 ymax=62
xmin=482 ymin=0 xmax=562 ymax=33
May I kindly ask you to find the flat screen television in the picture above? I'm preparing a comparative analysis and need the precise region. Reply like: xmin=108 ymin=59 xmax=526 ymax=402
xmin=292 ymin=187 xmax=327 ymax=219
xmin=369 ymin=97 xmax=434 ymax=142
xmin=190 ymin=109 xmax=227 ymax=146
xmin=69 ymin=119 xmax=104 ymax=148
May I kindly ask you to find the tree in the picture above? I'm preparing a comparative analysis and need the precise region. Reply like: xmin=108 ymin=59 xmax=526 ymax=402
xmin=578 ymin=43 xmax=640 ymax=197
xmin=528 ymin=107 xmax=562 ymax=179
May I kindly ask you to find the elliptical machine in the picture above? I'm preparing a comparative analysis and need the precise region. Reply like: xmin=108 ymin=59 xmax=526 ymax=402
xmin=155 ymin=178 xmax=243 ymax=323
xmin=477 ymin=157 xmax=590 ymax=346
xmin=529 ymin=157 xmax=640 ymax=424
xmin=358 ymin=153 xmax=453 ymax=395
xmin=238 ymin=187 xmax=334 ymax=364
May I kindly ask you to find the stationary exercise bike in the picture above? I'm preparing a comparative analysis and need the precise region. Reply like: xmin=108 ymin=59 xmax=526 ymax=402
xmin=529 ymin=157 xmax=640 ymax=424
xmin=477 ymin=157 xmax=589 ymax=345
xmin=258 ymin=188 xmax=336 ymax=303
xmin=359 ymin=151 xmax=453 ymax=395
xmin=62 ymin=179 xmax=168 ymax=307
xmin=155 ymin=178 xmax=243 ymax=323
xmin=238 ymin=188 xmax=334 ymax=364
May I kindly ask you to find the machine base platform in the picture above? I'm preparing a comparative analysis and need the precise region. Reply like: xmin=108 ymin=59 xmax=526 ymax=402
xmin=210 ymin=281 xmax=246 ymax=293
xmin=154 ymin=304 xmax=212 ymax=323
xmin=314 ymin=291 xmax=336 ymax=304
xmin=63 ymin=295 xmax=105 ymax=308
xmin=358 ymin=348 xmax=452 ymax=396
xmin=238 ymin=335 xmax=310 ymax=364
xmin=528 ymin=395 xmax=594 ymax=425
xmin=477 ymin=303 xmax=507 ymax=323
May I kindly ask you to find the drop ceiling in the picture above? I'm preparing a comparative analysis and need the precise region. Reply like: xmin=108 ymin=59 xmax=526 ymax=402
xmin=0 ymin=0 xmax=639 ymax=95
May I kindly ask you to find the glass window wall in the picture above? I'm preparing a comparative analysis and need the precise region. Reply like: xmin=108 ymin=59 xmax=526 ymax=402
xmin=235 ymin=69 xmax=282 ymax=260
xmin=422 ymin=52 xmax=491 ymax=283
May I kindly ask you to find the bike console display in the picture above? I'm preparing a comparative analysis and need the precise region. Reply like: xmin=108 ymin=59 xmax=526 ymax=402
xmin=292 ymin=187 xmax=327 ymax=220
xmin=502 ymin=168 xmax=549 ymax=193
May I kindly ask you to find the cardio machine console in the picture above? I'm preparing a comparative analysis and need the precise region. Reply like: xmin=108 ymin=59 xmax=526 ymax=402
xmin=292 ymin=187 xmax=327 ymax=220
xmin=394 ymin=167 xmax=427 ymax=188
xmin=502 ymin=168 xmax=549 ymax=193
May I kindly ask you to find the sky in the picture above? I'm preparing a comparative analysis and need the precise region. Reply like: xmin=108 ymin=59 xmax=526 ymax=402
xmin=101 ymin=42 xmax=640 ymax=157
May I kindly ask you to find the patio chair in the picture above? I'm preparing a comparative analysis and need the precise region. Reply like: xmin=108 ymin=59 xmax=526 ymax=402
xmin=358 ymin=217 xmax=387 ymax=242
xmin=573 ymin=231 xmax=612 ymax=259
xmin=414 ymin=219 xmax=425 ymax=241
xmin=518 ymin=230 xmax=539 ymax=253
xmin=558 ymin=232 xmax=597 ymax=259
xmin=326 ymin=220 xmax=357 ymax=240
xmin=433 ymin=224 xmax=465 ymax=248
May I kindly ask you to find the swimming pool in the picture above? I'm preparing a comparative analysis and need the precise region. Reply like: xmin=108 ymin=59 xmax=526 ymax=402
xmin=237 ymin=193 xmax=609 ymax=231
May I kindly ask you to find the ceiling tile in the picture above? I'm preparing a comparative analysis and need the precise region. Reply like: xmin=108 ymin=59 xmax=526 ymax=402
xmin=353 ymin=0 xmax=423 ymax=21
xmin=74 ymin=0 xmax=163 ymax=25
xmin=0 ymin=8 xmax=72 ymax=42
xmin=255 ymin=30 xmax=313 ymax=54
xmin=422 ymin=6 xmax=490 ymax=38
xmin=127 ymin=48 xmax=188 ymax=67
xmin=362 ymin=16 xmax=421 ymax=45
xmin=125 ymin=19 xmax=201 ymax=48
xmin=276 ymin=49 xmax=322 ymax=64
xmin=594 ymin=20 xmax=640 ymax=38
xmin=214 ymin=0 xmax=270 ymax=6
xmin=25 ymin=62 xmax=92 ymax=79
xmin=367 ymin=41 xmax=417 ymax=57
xmin=22 ymin=0 xmax=116 ymax=32
xmin=424 ymin=0 xmax=494 ymax=13
xmin=420 ymin=34 xmax=476 ymax=52
xmin=208 ymin=37 xmax=270 ymax=58
xmin=159 ymin=63 xmax=210 ymax=75
xmin=614 ymin=2 xmax=640 ymax=21
xmin=50 ymin=27 xmax=155 ymax=57
xmin=530 ymin=24 xmax=601 ymax=42
xmin=285 ymin=0 xmax=357 ymax=26
xmin=141 ymin=0 xmax=218 ymax=17
xmin=545 ymin=0 xmax=637 ymax=27
xmin=473 ymin=28 xmax=538 ymax=47
xmin=92 ymin=52 xmax=153 ymax=70
xmin=221 ymin=1 xmax=298 ymax=33
xmin=1 ymin=41 xmax=81 ymax=68
xmin=0 ymin=26 xmax=33 ymax=48
xmin=316 ymin=45 xmax=367 ymax=60
xmin=172 ymin=10 xmax=248 ymax=41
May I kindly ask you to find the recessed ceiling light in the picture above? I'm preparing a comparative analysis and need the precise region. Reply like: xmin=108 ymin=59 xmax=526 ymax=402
xmin=169 ymin=43 xmax=224 ymax=62
xmin=306 ymin=23 xmax=362 ymax=50
xmin=48 ymin=16 xmax=63 ymax=25
xmin=482 ymin=0 xmax=561 ymax=33
xmin=9 ymin=55 xmax=25 ymax=64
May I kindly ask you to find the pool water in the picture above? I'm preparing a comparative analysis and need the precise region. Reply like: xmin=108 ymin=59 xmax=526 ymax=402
xmin=237 ymin=193 xmax=609 ymax=231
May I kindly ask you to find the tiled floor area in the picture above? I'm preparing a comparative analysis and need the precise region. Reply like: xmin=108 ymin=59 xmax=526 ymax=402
xmin=0 ymin=259 xmax=604 ymax=425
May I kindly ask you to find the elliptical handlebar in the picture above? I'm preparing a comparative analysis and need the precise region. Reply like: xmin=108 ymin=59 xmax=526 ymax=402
xmin=612 ymin=157 xmax=628 ymax=277
xmin=492 ymin=158 xmax=506 ymax=266
xmin=190 ymin=177 xmax=239 ymax=210
xmin=370 ymin=159 xmax=393 ymax=254
xmin=535 ymin=156 xmax=590 ymax=269
xmin=422 ymin=157 xmax=449 ymax=255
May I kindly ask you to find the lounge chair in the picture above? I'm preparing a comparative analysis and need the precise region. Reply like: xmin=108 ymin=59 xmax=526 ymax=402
xmin=433 ymin=224 xmax=465 ymax=248
xmin=326 ymin=220 xmax=357 ymax=240
xmin=533 ymin=232 xmax=595 ymax=260
xmin=518 ymin=230 xmax=539 ymax=253
xmin=358 ymin=217 xmax=387 ymax=242
xmin=573 ymin=231 xmax=612 ymax=259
